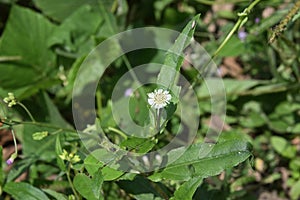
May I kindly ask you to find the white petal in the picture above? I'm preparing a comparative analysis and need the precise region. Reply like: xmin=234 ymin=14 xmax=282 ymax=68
xmin=148 ymin=92 xmax=154 ymax=98
xmin=166 ymin=94 xmax=172 ymax=101
xmin=157 ymin=89 xmax=163 ymax=94
xmin=148 ymin=99 xmax=154 ymax=105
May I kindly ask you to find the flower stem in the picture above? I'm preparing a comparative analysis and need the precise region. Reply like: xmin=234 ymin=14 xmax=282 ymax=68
xmin=108 ymin=127 xmax=128 ymax=139
xmin=192 ymin=0 xmax=262 ymax=86
xmin=66 ymin=164 xmax=80 ymax=200
xmin=156 ymin=109 xmax=161 ymax=132
xmin=17 ymin=102 xmax=36 ymax=122
xmin=10 ymin=127 xmax=18 ymax=157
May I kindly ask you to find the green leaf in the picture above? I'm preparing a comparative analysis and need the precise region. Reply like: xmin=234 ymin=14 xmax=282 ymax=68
xmin=197 ymin=78 xmax=261 ymax=100
xmin=42 ymin=92 xmax=71 ymax=128
xmin=22 ymin=124 xmax=57 ymax=161
xmin=120 ymin=137 xmax=157 ymax=153
xmin=157 ymin=14 xmax=200 ymax=98
xmin=0 ymin=5 xmax=56 ymax=89
xmin=55 ymin=134 xmax=66 ymax=172
xmin=290 ymin=179 xmax=300 ymax=200
xmin=16 ymin=79 xmax=61 ymax=100
xmin=217 ymin=36 xmax=247 ymax=57
xmin=84 ymin=153 xmax=123 ymax=181
xmin=171 ymin=177 xmax=203 ymax=200
xmin=239 ymin=112 xmax=266 ymax=128
xmin=150 ymin=140 xmax=252 ymax=181
xmin=91 ymin=170 xmax=104 ymax=200
xmin=6 ymin=158 xmax=36 ymax=182
xmin=84 ymin=154 xmax=101 ymax=175
xmin=33 ymin=0 xmax=97 ymax=22
xmin=4 ymin=182 xmax=50 ymax=200
xmin=270 ymin=136 xmax=296 ymax=159
xmin=73 ymin=174 xmax=96 ymax=200
xmin=118 ymin=175 xmax=167 ymax=199
xmin=73 ymin=171 xmax=104 ymax=200
xmin=47 ymin=5 xmax=103 ymax=56
xmin=42 ymin=189 xmax=68 ymax=200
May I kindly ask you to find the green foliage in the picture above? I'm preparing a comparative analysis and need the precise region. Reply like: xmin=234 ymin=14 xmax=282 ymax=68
xmin=0 ymin=5 xmax=56 ymax=90
xmin=4 ymin=182 xmax=50 ymax=200
xmin=73 ymin=171 xmax=104 ymax=200
xmin=0 ymin=0 xmax=299 ymax=199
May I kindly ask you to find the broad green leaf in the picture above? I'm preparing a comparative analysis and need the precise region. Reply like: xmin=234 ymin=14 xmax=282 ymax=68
xmin=157 ymin=14 xmax=200 ymax=98
xmin=84 ymin=153 xmax=123 ymax=181
xmin=4 ymin=182 xmax=50 ymax=200
xmin=73 ymin=171 xmax=104 ymax=200
xmin=84 ymin=154 xmax=101 ymax=175
xmin=42 ymin=92 xmax=71 ymax=128
xmin=217 ymin=36 xmax=247 ymax=57
xmin=120 ymin=137 xmax=157 ymax=153
xmin=101 ymin=167 xmax=124 ymax=181
xmin=0 ymin=5 xmax=56 ymax=89
xmin=33 ymin=0 xmax=97 ymax=22
xmin=16 ymin=79 xmax=61 ymax=100
xmin=73 ymin=174 xmax=97 ymax=200
xmin=91 ymin=170 xmax=104 ymax=200
xmin=275 ymin=102 xmax=300 ymax=115
xmin=150 ymin=140 xmax=252 ymax=181
xmin=22 ymin=124 xmax=57 ymax=160
xmin=268 ymin=119 xmax=290 ymax=133
xmin=42 ymin=189 xmax=68 ymax=200
xmin=270 ymin=136 xmax=296 ymax=159
xmin=47 ymin=5 xmax=103 ymax=56
xmin=291 ymin=124 xmax=300 ymax=134
xmin=239 ymin=112 xmax=266 ymax=128
xmin=290 ymin=179 xmax=300 ymax=200
xmin=171 ymin=177 xmax=203 ymax=200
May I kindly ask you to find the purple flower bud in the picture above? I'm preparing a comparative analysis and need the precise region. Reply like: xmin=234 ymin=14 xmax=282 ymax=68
xmin=124 ymin=88 xmax=133 ymax=97
xmin=238 ymin=30 xmax=248 ymax=42
xmin=6 ymin=157 xmax=14 ymax=165
xmin=255 ymin=17 xmax=260 ymax=24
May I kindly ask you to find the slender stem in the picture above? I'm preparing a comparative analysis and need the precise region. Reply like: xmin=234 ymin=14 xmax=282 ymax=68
xmin=107 ymin=127 xmax=128 ymax=139
xmin=66 ymin=164 xmax=80 ymax=200
xmin=10 ymin=127 xmax=18 ymax=156
xmin=17 ymin=102 xmax=36 ymax=122
xmin=0 ymin=119 xmax=78 ymax=134
xmin=96 ymin=89 xmax=102 ymax=119
xmin=156 ymin=109 xmax=161 ymax=132
xmin=50 ymin=129 xmax=63 ymax=135
xmin=213 ymin=0 xmax=261 ymax=59
xmin=192 ymin=0 xmax=262 ymax=86
xmin=0 ymin=56 xmax=22 ymax=62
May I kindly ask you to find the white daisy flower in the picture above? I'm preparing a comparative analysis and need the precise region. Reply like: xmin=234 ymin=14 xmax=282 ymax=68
xmin=147 ymin=89 xmax=172 ymax=109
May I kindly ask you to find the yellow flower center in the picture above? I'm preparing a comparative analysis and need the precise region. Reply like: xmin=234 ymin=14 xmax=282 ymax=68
xmin=154 ymin=93 xmax=167 ymax=104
